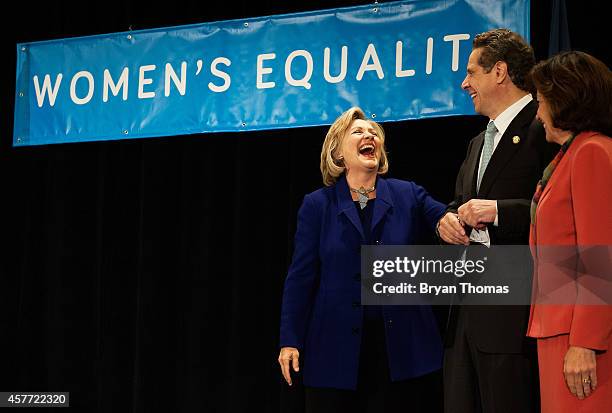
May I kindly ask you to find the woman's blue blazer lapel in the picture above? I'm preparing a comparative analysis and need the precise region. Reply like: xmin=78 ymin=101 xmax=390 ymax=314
xmin=334 ymin=176 xmax=394 ymax=241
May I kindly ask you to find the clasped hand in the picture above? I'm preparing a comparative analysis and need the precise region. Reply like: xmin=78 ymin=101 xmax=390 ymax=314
xmin=437 ymin=199 xmax=497 ymax=245
xmin=457 ymin=199 xmax=497 ymax=229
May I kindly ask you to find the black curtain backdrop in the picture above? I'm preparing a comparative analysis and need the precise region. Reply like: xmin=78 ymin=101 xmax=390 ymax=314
xmin=1 ymin=1 xmax=608 ymax=412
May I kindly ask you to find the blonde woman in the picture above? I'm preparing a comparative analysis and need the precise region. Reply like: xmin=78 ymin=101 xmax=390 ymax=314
xmin=278 ymin=107 xmax=446 ymax=412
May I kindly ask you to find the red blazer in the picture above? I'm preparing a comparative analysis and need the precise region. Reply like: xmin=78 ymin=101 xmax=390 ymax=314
xmin=527 ymin=131 xmax=612 ymax=351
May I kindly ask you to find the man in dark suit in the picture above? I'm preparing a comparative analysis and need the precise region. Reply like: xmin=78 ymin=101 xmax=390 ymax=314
xmin=437 ymin=29 xmax=556 ymax=412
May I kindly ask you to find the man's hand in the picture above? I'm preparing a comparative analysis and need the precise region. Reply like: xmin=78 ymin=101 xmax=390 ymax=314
xmin=457 ymin=199 xmax=497 ymax=229
xmin=438 ymin=212 xmax=469 ymax=245
xmin=564 ymin=346 xmax=598 ymax=399
xmin=278 ymin=347 xmax=300 ymax=386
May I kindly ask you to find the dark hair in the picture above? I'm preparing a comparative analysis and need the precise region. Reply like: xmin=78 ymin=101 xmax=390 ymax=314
xmin=473 ymin=29 xmax=535 ymax=92
xmin=530 ymin=51 xmax=612 ymax=135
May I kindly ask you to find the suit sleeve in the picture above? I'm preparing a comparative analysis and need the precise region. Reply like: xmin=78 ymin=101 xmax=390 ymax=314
xmin=279 ymin=194 xmax=322 ymax=350
xmin=568 ymin=140 xmax=612 ymax=351
xmin=447 ymin=138 xmax=475 ymax=214
xmin=495 ymin=198 xmax=531 ymax=241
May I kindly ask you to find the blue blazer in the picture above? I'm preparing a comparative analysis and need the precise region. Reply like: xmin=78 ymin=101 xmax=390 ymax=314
xmin=279 ymin=176 xmax=446 ymax=390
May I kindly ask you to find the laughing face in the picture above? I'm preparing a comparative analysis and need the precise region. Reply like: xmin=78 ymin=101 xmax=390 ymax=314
xmin=461 ymin=48 xmax=498 ymax=118
xmin=339 ymin=118 xmax=382 ymax=174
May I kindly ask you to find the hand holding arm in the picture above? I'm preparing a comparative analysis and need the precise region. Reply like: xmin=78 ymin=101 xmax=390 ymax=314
xmin=457 ymin=199 xmax=497 ymax=230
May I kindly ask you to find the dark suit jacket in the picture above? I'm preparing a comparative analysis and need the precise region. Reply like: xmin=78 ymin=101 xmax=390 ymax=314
xmin=445 ymin=100 xmax=557 ymax=352
xmin=280 ymin=176 xmax=446 ymax=390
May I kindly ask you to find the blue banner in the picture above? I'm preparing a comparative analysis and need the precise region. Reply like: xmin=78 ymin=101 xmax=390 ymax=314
xmin=13 ymin=0 xmax=530 ymax=146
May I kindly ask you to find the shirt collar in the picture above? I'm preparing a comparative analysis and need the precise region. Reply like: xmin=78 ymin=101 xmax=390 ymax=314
xmin=491 ymin=94 xmax=533 ymax=137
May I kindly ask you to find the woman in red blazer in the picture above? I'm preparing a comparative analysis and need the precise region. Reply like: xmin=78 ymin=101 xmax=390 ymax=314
xmin=527 ymin=51 xmax=612 ymax=412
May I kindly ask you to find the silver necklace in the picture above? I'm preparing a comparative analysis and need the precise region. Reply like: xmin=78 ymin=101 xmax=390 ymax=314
xmin=350 ymin=186 xmax=375 ymax=209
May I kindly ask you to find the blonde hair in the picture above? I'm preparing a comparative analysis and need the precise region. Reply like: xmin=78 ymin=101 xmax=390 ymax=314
xmin=320 ymin=107 xmax=389 ymax=186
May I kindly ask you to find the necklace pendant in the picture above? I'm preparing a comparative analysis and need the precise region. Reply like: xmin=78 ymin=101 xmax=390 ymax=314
xmin=349 ymin=185 xmax=374 ymax=210
xmin=358 ymin=192 xmax=369 ymax=209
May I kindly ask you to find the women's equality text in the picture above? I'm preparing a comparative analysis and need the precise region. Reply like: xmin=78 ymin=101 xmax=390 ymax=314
xmin=32 ymin=34 xmax=471 ymax=108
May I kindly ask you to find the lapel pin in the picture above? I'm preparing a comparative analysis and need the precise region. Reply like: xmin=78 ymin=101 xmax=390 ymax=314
xmin=512 ymin=135 xmax=521 ymax=144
